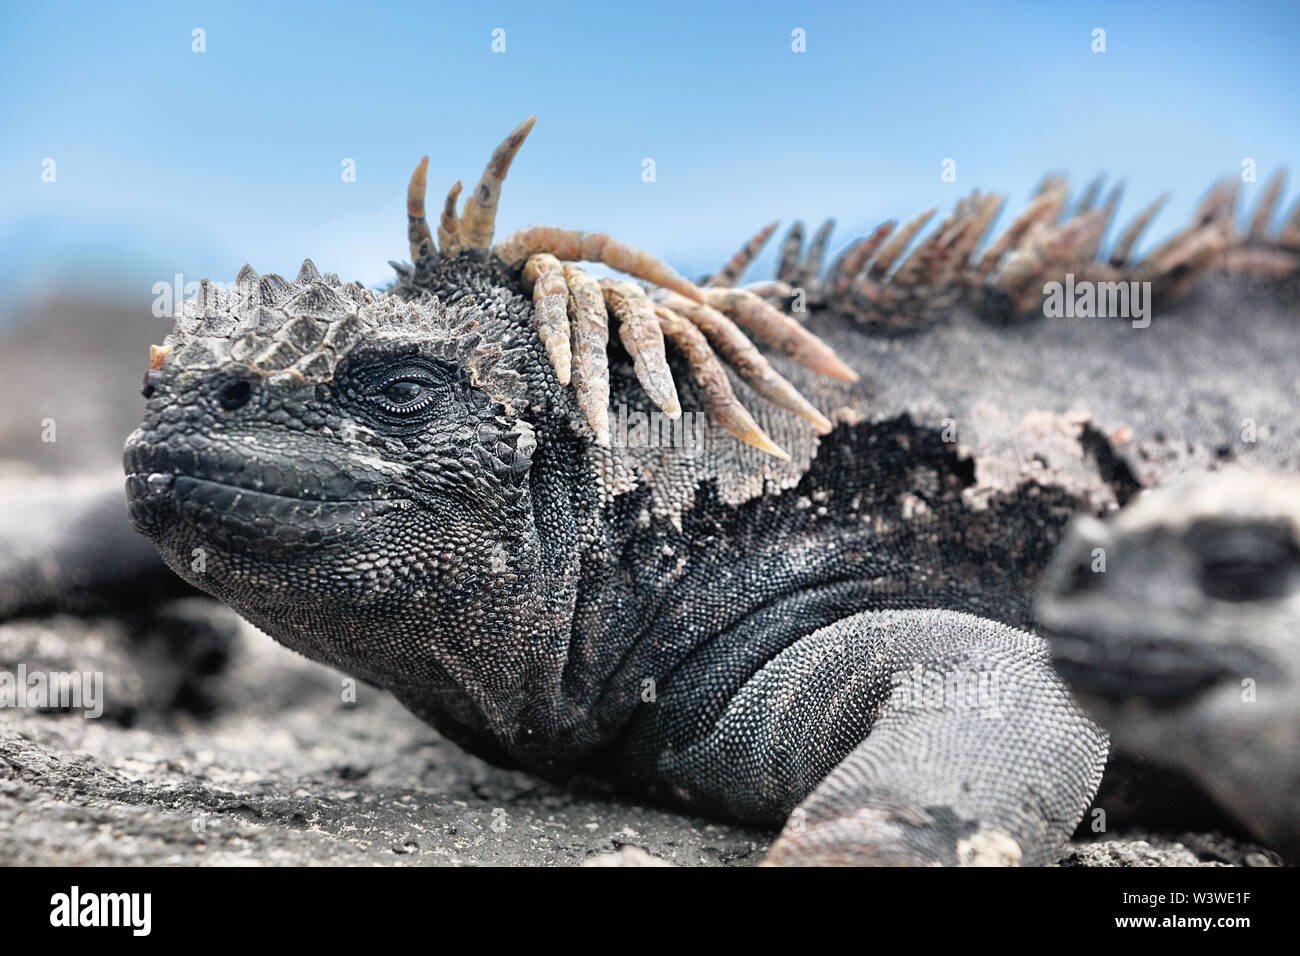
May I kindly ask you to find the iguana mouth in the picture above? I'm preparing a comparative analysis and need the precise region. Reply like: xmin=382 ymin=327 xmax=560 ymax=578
xmin=1046 ymin=626 xmax=1274 ymax=706
xmin=124 ymin=472 xmax=398 ymax=506
xmin=125 ymin=468 xmax=411 ymax=544
xmin=123 ymin=435 xmax=409 ymax=504
xmin=124 ymin=435 xmax=413 ymax=552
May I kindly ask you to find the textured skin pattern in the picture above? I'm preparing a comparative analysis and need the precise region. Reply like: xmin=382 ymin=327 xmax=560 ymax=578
xmin=761 ymin=611 xmax=1103 ymax=865
xmin=620 ymin=608 xmax=1104 ymax=864
xmin=114 ymin=229 xmax=1297 ymax=864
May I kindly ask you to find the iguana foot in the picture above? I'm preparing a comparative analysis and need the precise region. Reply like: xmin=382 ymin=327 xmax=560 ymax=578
xmin=764 ymin=803 xmax=1022 ymax=867
xmin=622 ymin=609 xmax=1107 ymax=868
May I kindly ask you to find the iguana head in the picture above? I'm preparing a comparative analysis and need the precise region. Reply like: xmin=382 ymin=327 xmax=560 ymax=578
xmin=123 ymin=254 xmax=560 ymax=692
xmin=121 ymin=115 xmax=617 ymax=713
xmin=1039 ymin=467 xmax=1300 ymax=703
xmin=1038 ymin=468 xmax=1300 ymax=858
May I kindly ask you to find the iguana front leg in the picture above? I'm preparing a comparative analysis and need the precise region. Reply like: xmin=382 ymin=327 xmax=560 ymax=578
xmin=771 ymin=611 xmax=1107 ymax=865
xmin=629 ymin=608 xmax=1107 ymax=866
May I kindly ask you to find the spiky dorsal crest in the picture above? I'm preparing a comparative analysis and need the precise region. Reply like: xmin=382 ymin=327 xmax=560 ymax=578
xmin=153 ymin=260 xmax=529 ymax=412
xmin=403 ymin=117 xmax=537 ymax=278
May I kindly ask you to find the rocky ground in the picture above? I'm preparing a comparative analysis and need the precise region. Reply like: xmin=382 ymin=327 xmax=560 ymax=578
xmin=0 ymin=606 xmax=1280 ymax=867
xmin=1 ymin=606 xmax=772 ymax=866
xmin=0 ymin=297 xmax=1283 ymax=867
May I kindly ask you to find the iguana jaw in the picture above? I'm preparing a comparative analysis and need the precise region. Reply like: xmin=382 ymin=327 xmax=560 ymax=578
xmin=123 ymin=398 xmax=420 ymax=553
xmin=124 ymin=468 xmax=414 ymax=549
xmin=123 ymin=424 xmax=547 ymax=693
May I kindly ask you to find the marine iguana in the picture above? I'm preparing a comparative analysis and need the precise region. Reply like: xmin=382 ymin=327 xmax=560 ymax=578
xmin=1040 ymin=468 xmax=1300 ymax=859
xmin=7 ymin=117 xmax=1298 ymax=864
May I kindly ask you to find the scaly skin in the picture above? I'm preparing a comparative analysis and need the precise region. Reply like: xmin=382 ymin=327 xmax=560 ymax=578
xmin=6 ymin=120 xmax=1296 ymax=864
xmin=121 ymin=252 xmax=1110 ymax=864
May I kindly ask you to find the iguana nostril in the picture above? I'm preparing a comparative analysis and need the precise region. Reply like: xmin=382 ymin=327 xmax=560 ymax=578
xmin=219 ymin=380 xmax=252 ymax=411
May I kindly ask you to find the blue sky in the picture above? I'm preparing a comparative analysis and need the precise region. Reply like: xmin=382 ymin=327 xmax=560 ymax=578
xmin=2 ymin=0 xmax=1297 ymax=319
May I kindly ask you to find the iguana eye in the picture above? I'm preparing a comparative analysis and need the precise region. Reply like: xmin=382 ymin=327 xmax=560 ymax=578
xmin=381 ymin=380 xmax=426 ymax=406
xmin=343 ymin=357 xmax=456 ymax=429
xmin=1187 ymin=519 xmax=1300 ymax=602
xmin=369 ymin=372 xmax=440 ymax=417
